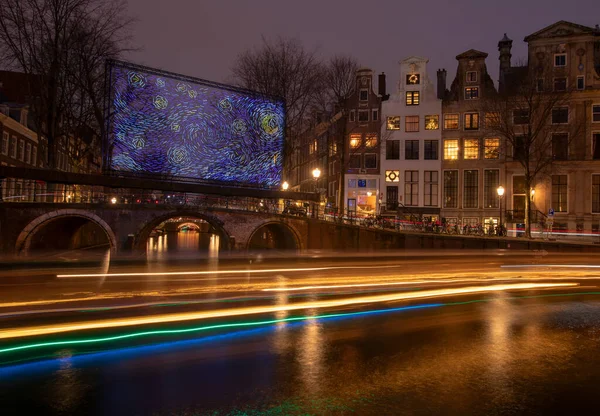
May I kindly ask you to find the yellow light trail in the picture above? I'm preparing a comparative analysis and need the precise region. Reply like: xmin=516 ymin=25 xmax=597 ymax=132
xmin=0 ymin=282 xmax=576 ymax=341
xmin=261 ymin=279 xmax=481 ymax=292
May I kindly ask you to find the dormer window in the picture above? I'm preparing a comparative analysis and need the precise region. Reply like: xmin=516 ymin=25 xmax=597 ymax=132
xmin=464 ymin=87 xmax=479 ymax=100
xmin=406 ymin=74 xmax=420 ymax=85
xmin=554 ymin=54 xmax=566 ymax=67
xmin=466 ymin=71 xmax=478 ymax=83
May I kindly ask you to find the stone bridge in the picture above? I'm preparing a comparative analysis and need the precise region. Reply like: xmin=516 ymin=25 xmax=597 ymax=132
xmin=2 ymin=202 xmax=599 ymax=256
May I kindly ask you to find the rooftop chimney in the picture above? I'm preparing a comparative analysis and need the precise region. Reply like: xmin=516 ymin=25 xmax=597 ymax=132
xmin=378 ymin=72 xmax=390 ymax=101
xmin=436 ymin=69 xmax=447 ymax=100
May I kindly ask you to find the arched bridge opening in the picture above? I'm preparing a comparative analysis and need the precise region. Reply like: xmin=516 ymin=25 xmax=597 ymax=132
xmin=16 ymin=210 xmax=117 ymax=256
xmin=138 ymin=213 xmax=230 ymax=258
xmin=247 ymin=222 xmax=300 ymax=251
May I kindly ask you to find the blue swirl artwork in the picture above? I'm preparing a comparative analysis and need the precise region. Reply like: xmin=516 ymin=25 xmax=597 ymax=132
xmin=107 ymin=62 xmax=284 ymax=188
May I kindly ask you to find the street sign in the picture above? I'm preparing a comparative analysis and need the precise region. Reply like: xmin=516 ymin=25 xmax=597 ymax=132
xmin=548 ymin=208 xmax=555 ymax=217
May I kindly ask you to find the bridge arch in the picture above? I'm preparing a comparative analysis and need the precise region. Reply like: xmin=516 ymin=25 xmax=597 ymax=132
xmin=247 ymin=221 xmax=302 ymax=251
xmin=134 ymin=211 xmax=232 ymax=253
xmin=15 ymin=209 xmax=117 ymax=255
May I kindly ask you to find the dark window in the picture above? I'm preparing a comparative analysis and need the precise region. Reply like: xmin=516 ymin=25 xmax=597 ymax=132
xmin=537 ymin=78 xmax=544 ymax=92
xmin=386 ymin=140 xmax=400 ymax=159
xmin=424 ymin=140 xmax=438 ymax=160
xmin=513 ymin=135 xmax=526 ymax=160
xmin=464 ymin=170 xmax=479 ymax=209
xmin=443 ymin=171 xmax=458 ymax=208
xmin=464 ymin=87 xmax=479 ymax=99
xmin=358 ymin=110 xmax=369 ymax=122
xmin=406 ymin=91 xmax=420 ymax=105
xmin=348 ymin=155 xmax=361 ymax=169
xmin=466 ymin=71 xmax=477 ymax=82
xmin=554 ymin=77 xmax=567 ymax=91
xmin=554 ymin=54 xmax=566 ymax=67
xmin=406 ymin=74 xmax=420 ymax=85
xmin=593 ymin=175 xmax=600 ymax=213
xmin=513 ymin=109 xmax=529 ymax=125
xmin=372 ymin=109 xmax=378 ymax=121
xmin=552 ymin=107 xmax=569 ymax=124
xmin=593 ymin=105 xmax=600 ymax=122
xmin=364 ymin=154 xmax=377 ymax=169
xmin=593 ymin=133 xmax=600 ymax=160
xmin=552 ymin=134 xmax=568 ymax=160
xmin=552 ymin=175 xmax=568 ymax=212
xmin=349 ymin=110 xmax=355 ymax=122
xmin=464 ymin=113 xmax=479 ymax=130
xmin=424 ymin=171 xmax=438 ymax=206
xmin=577 ymin=76 xmax=585 ymax=90
xmin=359 ymin=89 xmax=368 ymax=101
xmin=405 ymin=140 xmax=419 ymax=160
xmin=483 ymin=170 xmax=500 ymax=208
xmin=404 ymin=171 xmax=419 ymax=206
xmin=386 ymin=186 xmax=399 ymax=210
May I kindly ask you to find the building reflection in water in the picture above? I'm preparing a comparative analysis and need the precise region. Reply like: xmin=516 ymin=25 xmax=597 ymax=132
xmin=297 ymin=300 xmax=325 ymax=395
xmin=47 ymin=355 xmax=87 ymax=413
xmin=273 ymin=275 xmax=291 ymax=354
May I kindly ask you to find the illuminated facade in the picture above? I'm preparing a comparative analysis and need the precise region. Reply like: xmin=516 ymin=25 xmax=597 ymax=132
xmin=440 ymin=49 xmax=504 ymax=229
xmin=380 ymin=56 xmax=442 ymax=218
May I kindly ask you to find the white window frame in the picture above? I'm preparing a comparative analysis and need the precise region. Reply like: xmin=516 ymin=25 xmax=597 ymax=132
xmin=10 ymin=136 xmax=17 ymax=158
xmin=466 ymin=71 xmax=478 ymax=83
xmin=551 ymin=174 xmax=569 ymax=214
xmin=592 ymin=104 xmax=600 ymax=123
xmin=593 ymin=131 xmax=600 ymax=160
xmin=554 ymin=53 xmax=567 ymax=68
xmin=462 ymin=169 xmax=480 ymax=209
xmin=551 ymin=106 xmax=569 ymax=125
xmin=464 ymin=86 xmax=479 ymax=100
xmin=359 ymin=89 xmax=369 ymax=101
xmin=1 ymin=132 xmax=8 ymax=155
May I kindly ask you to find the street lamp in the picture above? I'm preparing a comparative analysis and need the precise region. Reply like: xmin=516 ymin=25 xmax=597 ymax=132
xmin=110 ymin=197 xmax=117 ymax=204
xmin=312 ymin=168 xmax=321 ymax=219
xmin=282 ymin=181 xmax=289 ymax=191
xmin=497 ymin=186 xmax=505 ymax=236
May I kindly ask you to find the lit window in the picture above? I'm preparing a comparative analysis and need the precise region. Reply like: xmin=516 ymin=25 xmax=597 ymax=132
xmin=444 ymin=139 xmax=459 ymax=160
xmin=349 ymin=134 xmax=361 ymax=149
xmin=444 ymin=114 xmax=459 ymax=130
xmin=425 ymin=115 xmax=439 ymax=130
xmin=464 ymin=87 xmax=479 ymax=99
xmin=484 ymin=138 xmax=500 ymax=159
xmin=552 ymin=175 xmax=568 ymax=212
xmin=463 ymin=138 xmax=479 ymax=159
xmin=365 ymin=134 xmax=378 ymax=148
xmin=466 ymin=71 xmax=478 ymax=82
xmin=309 ymin=140 xmax=317 ymax=154
xmin=464 ymin=113 xmax=479 ymax=130
xmin=406 ymin=74 xmax=420 ymax=85
xmin=387 ymin=116 xmax=401 ymax=130
xmin=554 ymin=54 xmax=566 ymax=67
xmin=406 ymin=91 xmax=420 ymax=105
xmin=405 ymin=116 xmax=419 ymax=132
xmin=385 ymin=170 xmax=400 ymax=183
xmin=485 ymin=112 xmax=501 ymax=129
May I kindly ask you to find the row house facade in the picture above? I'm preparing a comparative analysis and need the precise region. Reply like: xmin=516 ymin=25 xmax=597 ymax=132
xmin=342 ymin=68 xmax=384 ymax=215
xmin=504 ymin=21 xmax=600 ymax=235
xmin=439 ymin=49 xmax=504 ymax=230
xmin=380 ymin=56 xmax=442 ymax=218
xmin=0 ymin=105 xmax=43 ymax=202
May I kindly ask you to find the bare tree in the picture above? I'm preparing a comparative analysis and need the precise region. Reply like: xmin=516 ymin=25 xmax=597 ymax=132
xmin=484 ymin=68 xmax=584 ymax=237
xmin=231 ymin=37 xmax=323 ymax=177
xmin=0 ymin=0 xmax=134 ymax=171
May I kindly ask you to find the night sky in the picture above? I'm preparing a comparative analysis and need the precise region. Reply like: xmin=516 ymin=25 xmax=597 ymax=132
xmin=126 ymin=0 xmax=600 ymax=92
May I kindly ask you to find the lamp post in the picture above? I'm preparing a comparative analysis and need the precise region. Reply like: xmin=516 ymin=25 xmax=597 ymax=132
xmin=497 ymin=186 xmax=505 ymax=236
xmin=312 ymin=168 xmax=321 ymax=219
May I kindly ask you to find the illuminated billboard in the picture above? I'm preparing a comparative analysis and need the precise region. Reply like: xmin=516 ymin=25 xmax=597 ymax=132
xmin=105 ymin=60 xmax=284 ymax=188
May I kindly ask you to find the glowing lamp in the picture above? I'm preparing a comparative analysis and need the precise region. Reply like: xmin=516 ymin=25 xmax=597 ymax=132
xmin=497 ymin=186 xmax=505 ymax=197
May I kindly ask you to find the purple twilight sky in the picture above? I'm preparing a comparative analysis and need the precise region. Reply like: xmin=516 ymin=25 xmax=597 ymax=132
xmin=126 ymin=0 xmax=600 ymax=92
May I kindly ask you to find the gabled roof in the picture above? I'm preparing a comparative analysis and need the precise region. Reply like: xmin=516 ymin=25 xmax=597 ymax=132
xmin=400 ymin=56 xmax=429 ymax=64
xmin=455 ymin=49 xmax=488 ymax=60
xmin=524 ymin=20 xmax=596 ymax=42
